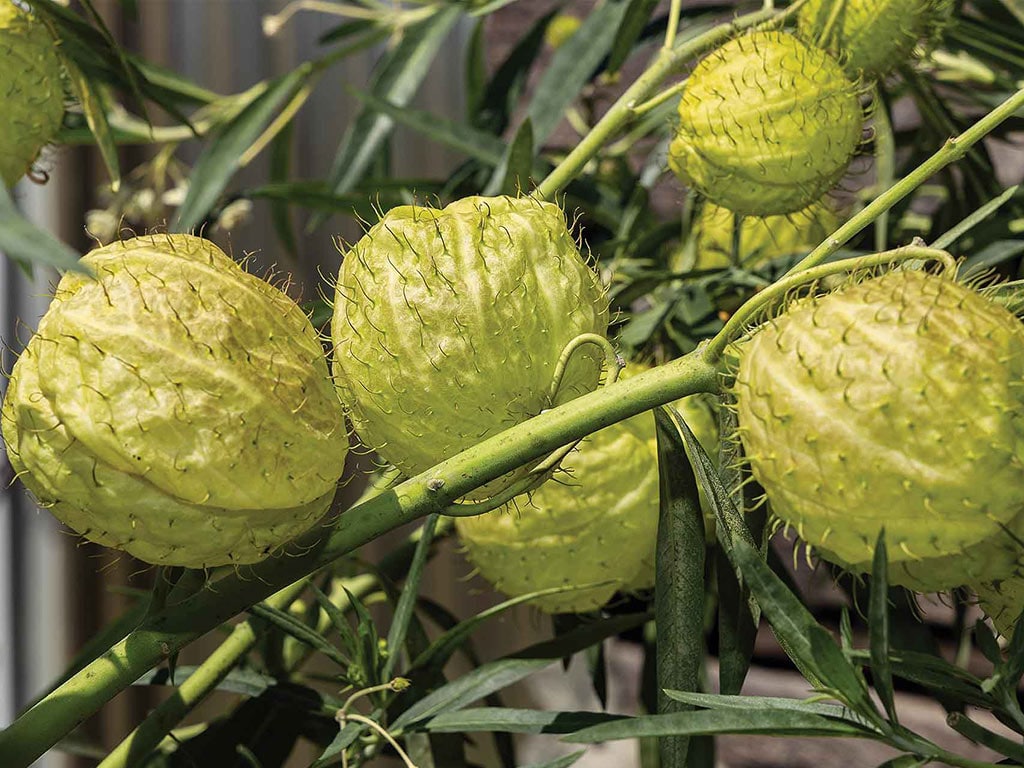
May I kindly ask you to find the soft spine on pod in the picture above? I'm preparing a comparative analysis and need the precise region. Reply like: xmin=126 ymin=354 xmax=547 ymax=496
xmin=1 ymin=235 xmax=348 ymax=567
xmin=330 ymin=195 xmax=609 ymax=499
xmin=669 ymin=30 xmax=863 ymax=217
xmin=798 ymin=0 xmax=955 ymax=79
xmin=731 ymin=269 xmax=1024 ymax=592
xmin=0 ymin=1 xmax=65 ymax=187
xmin=456 ymin=364 xmax=719 ymax=614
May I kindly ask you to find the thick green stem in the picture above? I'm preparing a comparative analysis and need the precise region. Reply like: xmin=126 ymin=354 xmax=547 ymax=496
xmin=703 ymin=246 xmax=955 ymax=363
xmin=791 ymin=84 xmax=1024 ymax=274
xmin=0 ymin=354 xmax=718 ymax=767
xmin=97 ymin=581 xmax=309 ymax=768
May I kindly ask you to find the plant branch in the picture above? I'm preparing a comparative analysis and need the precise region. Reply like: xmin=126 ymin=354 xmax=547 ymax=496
xmin=703 ymin=246 xmax=956 ymax=363
xmin=791 ymin=84 xmax=1024 ymax=274
xmin=0 ymin=354 xmax=718 ymax=767
xmin=96 ymin=580 xmax=310 ymax=768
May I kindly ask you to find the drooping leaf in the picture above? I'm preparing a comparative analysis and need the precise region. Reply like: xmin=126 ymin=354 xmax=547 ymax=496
xmin=383 ymin=514 xmax=439 ymax=679
xmin=421 ymin=708 xmax=622 ymax=734
xmin=525 ymin=0 xmax=630 ymax=147
xmin=868 ymin=532 xmax=897 ymax=723
xmin=248 ymin=602 xmax=350 ymax=669
xmin=0 ymin=186 xmax=84 ymax=273
xmin=63 ymin=58 xmax=120 ymax=191
xmin=313 ymin=8 xmax=462 ymax=229
xmin=174 ymin=66 xmax=315 ymax=232
xmin=564 ymin=708 xmax=876 ymax=743
xmin=473 ymin=10 xmax=557 ymax=134
xmin=653 ymin=406 xmax=708 ymax=768
xmin=350 ymin=90 xmax=507 ymax=167
xmin=393 ymin=658 xmax=557 ymax=729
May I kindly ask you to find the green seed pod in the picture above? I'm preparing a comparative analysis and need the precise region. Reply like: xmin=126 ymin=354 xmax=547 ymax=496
xmin=456 ymin=365 xmax=719 ymax=614
xmin=732 ymin=269 xmax=1024 ymax=592
xmin=798 ymin=0 xmax=954 ymax=79
xmin=695 ymin=201 xmax=841 ymax=270
xmin=1 ymin=235 xmax=347 ymax=567
xmin=0 ymin=2 xmax=65 ymax=187
xmin=669 ymin=30 xmax=863 ymax=217
xmin=974 ymin=577 xmax=1024 ymax=637
xmin=331 ymin=195 xmax=609 ymax=498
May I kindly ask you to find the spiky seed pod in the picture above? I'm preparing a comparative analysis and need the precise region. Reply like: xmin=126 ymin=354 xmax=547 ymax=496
xmin=331 ymin=195 xmax=609 ymax=499
xmin=0 ymin=2 xmax=65 ymax=187
xmin=695 ymin=201 xmax=841 ymax=270
xmin=669 ymin=30 xmax=863 ymax=217
xmin=798 ymin=0 xmax=954 ymax=80
xmin=456 ymin=365 xmax=719 ymax=614
xmin=974 ymin=578 xmax=1024 ymax=637
xmin=732 ymin=269 xmax=1024 ymax=592
xmin=1 ymin=235 xmax=347 ymax=567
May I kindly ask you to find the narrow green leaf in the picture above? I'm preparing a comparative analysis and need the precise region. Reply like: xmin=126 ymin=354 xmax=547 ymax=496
xmin=310 ymin=583 xmax=360 ymax=663
xmin=661 ymin=691 xmax=853 ymax=719
xmin=847 ymin=649 xmax=989 ymax=708
xmin=315 ymin=8 xmax=461 ymax=229
xmin=947 ymin=711 xmax=1024 ymax=762
xmin=318 ymin=18 xmax=377 ymax=46
xmin=393 ymin=658 xmax=555 ymax=729
xmin=422 ymin=708 xmax=621 ymax=734
xmin=473 ymin=10 xmax=556 ymax=134
xmin=268 ymin=119 xmax=298 ymax=258
xmin=350 ymin=89 xmax=507 ymax=166
xmin=0 ymin=186 xmax=84 ymax=273
xmin=564 ymin=708 xmax=875 ymax=743
xmin=465 ymin=18 xmax=487 ymax=120
xmin=675 ymin=404 xmax=757 ymax=696
xmin=526 ymin=1 xmax=629 ymax=146
xmin=248 ymin=602 xmax=350 ymax=669
xmin=933 ymin=185 xmax=1019 ymax=249
xmin=409 ymin=580 xmax=616 ymax=675
xmin=174 ymin=66 xmax=313 ymax=232
xmin=312 ymin=721 xmax=363 ymax=768
xmin=395 ymin=614 xmax=648 ymax=731
xmin=245 ymin=179 xmax=442 ymax=215
xmin=383 ymin=514 xmax=439 ymax=679
xmin=345 ymin=585 xmax=384 ymax=681
xmin=654 ymin=405 xmax=708 ymax=768
xmin=78 ymin=0 xmax=147 ymax=116
xmin=607 ymin=0 xmax=659 ymax=74
xmin=503 ymin=118 xmax=535 ymax=195
xmin=975 ymin=619 xmax=1003 ymax=665
xmin=1003 ymin=611 xmax=1024 ymax=689
xmin=483 ymin=118 xmax=534 ymax=195
xmin=582 ymin=640 xmax=608 ymax=710
xmin=731 ymin=534 xmax=874 ymax=713
xmin=868 ymin=532 xmax=897 ymax=723
xmin=997 ymin=0 xmax=1024 ymax=27
xmin=63 ymin=60 xmax=120 ymax=190
xmin=131 ymin=57 xmax=219 ymax=106
xmin=134 ymin=665 xmax=275 ymax=699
